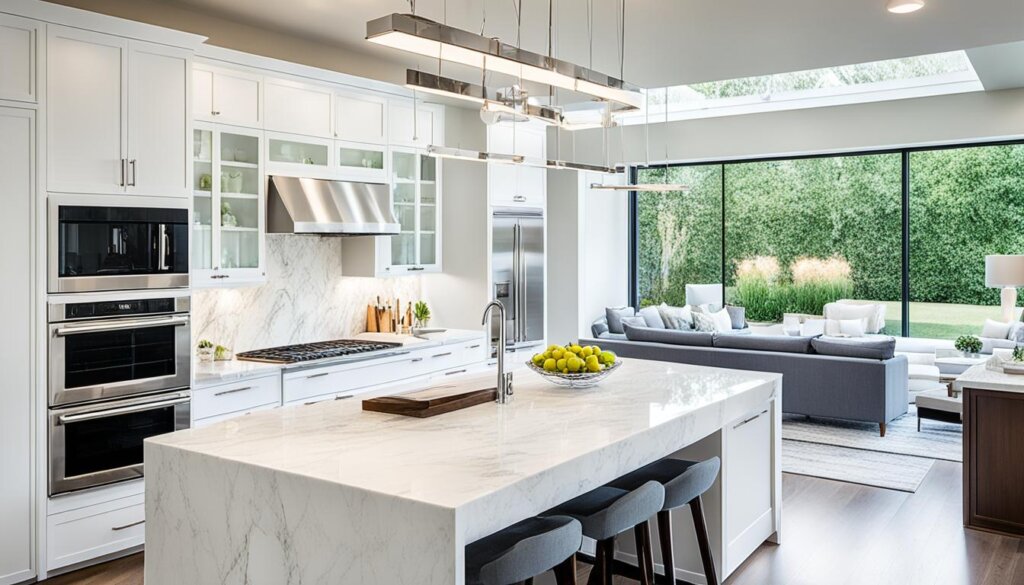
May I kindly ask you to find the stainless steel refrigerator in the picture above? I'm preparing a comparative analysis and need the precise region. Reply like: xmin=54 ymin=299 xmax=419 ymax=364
xmin=491 ymin=211 xmax=545 ymax=351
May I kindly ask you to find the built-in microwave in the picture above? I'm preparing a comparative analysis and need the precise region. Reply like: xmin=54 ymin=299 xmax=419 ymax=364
xmin=48 ymin=196 xmax=189 ymax=293
xmin=47 ymin=291 xmax=191 ymax=407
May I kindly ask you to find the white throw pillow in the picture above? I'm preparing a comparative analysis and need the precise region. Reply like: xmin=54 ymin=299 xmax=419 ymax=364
xmin=800 ymin=318 xmax=827 ymax=337
xmin=827 ymin=303 xmax=879 ymax=333
xmin=710 ymin=308 xmax=733 ymax=332
xmin=981 ymin=318 xmax=1013 ymax=340
xmin=825 ymin=318 xmax=867 ymax=337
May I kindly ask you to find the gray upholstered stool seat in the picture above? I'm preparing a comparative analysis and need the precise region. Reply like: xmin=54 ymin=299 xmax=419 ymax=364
xmin=608 ymin=457 xmax=721 ymax=585
xmin=546 ymin=481 xmax=665 ymax=585
xmin=465 ymin=515 xmax=582 ymax=585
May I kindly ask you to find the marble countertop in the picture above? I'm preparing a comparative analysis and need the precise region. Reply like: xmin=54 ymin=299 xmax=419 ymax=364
xmin=154 ymin=359 xmax=780 ymax=511
xmin=192 ymin=359 xmax=282 ymax=388
xmin=352 ymin=328 xmax=485 ymax=348
xmin=954 ymin=363 xmax=1024 ymax=394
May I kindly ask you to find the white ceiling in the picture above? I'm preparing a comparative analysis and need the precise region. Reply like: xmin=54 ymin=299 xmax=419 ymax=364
xmin=167 ymin=0 xmax=1024 ymax=89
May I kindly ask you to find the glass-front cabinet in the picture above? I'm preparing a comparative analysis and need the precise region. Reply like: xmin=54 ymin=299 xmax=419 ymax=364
xmin=266 ymin=131 xmax=332 ymax=177
xmin=336 ymin=140 xmax=388 ymax=182
xmin=192 ymin=123 xmax=265 ymax=286
xmin=384 ymin=147 xmax=440 ymax=274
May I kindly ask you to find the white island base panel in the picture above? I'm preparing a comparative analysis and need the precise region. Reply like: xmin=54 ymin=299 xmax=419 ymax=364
xmin=145 ymin=360 xmax=782 ymax=585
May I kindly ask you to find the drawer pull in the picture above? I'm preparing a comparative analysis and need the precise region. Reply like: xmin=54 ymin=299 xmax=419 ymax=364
xmin=410 ymin=357 xmax=424 ymax=363
xmin=467 ymin=344 xmax=481 ymax=349
xmin=444 ymin=369 xmax=467 ymax=376
xmin=335 ymin=394 xmax=354 ymax=400
xmin=732 ymin=409 xmax=768 ymax=430
xmin=432 ymin=352 xmax=453 ymax=359
xmin=111 ymin=519 xmax=145 ymax=531
xmin=214 ymin=386 xmax=251 ymax=397
xmin=307 ymin=372 xmax=330 ymax=379
xmin=513 ymin=195 xmax=527 ymax=202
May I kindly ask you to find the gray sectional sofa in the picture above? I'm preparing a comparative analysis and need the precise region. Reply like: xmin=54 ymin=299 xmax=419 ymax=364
xmin=584 ymin=326 xmax=908 ymax=436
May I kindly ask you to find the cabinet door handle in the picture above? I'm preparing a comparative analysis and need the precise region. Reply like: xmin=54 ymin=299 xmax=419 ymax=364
xmin=513 ymin=195 xmax=527 ymax=202
xmin=211 ymin=110 xmax=221 ymax=116
xmin=444 ymin=369 xmax=467 ymax=376
xmin=214 ymin=386 xmax=251 ymax=397
xmin=120 ymin=158 xmax=126 ymax=187
xmin=111 ymin=519 xmax=145 ymax=531
xmin=432 ymin=352 xmax=452 ymax=359
xmin=732 ymin=409 xmax=768 ymax=430
xmin=211 ymin=274 xmax=231 ymax=280
xmin=307 ymin=372 xmax=330 ymax=379
xmin=408 ymin=266 xmax=425 ymax=271
xmin=128 ymin=159 xmax=137 ymax=186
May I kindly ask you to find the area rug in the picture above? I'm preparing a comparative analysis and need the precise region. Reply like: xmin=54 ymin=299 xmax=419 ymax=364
xmin=782 ymin=440 xmax=935 ymax=493
xmin=780 ymin=405 xmax=962 ymax=492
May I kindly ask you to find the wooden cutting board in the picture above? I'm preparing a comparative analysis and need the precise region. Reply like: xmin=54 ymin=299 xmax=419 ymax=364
xmin=362 ymin=382 xmax=497 ymax=418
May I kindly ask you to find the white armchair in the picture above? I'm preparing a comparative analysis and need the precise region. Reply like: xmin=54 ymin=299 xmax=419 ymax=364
xmin=685 ymin=284 xmax=723 ymax=310
xmin=823 ymin=300 xmax=887 ymax=334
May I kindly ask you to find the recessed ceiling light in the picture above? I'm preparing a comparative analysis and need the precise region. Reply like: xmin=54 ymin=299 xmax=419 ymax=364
xmin=886 ymin=0 xmax=925 ymax=14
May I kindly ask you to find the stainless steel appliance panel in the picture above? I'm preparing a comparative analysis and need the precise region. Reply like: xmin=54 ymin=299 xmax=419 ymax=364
xmin=491 ymin=215 xmax=517 ymax=343
xmin=518 ymin=215 xmax=545 ymax=345
xmin=48 ymin=390 xmax=190 ymax=495
xmin=491 ymin=211 xmax=544 ymax=349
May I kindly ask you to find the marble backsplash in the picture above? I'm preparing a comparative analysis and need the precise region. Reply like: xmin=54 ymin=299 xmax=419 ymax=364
xmin=192 ymin=235 xmax=422 ymax=352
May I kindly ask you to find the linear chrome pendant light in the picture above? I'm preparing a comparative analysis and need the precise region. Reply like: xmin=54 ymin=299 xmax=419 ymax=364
xmin=367 ymin=13 xmax=643 ymax=110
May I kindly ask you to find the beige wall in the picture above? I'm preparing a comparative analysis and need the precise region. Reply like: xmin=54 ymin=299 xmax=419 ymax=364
xmin=44 ymin=0 xmax=406 ymax=83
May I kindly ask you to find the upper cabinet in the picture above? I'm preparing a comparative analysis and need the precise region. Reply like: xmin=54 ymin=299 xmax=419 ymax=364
xmin=389 ymin=100 xmax=442 ymax=148
xmin=488 ymin=122 xmax=547 ymax=208
xmin=264 ymin=78 xmax=332 ymax=138
xmin=335 ymin=91 xmax=387 ymax=144
xmin=193 ymin=64 xmax=261 ymax=127
xmin=0 ymin=14 xmax=39 ymax=103
xmin=47 ymin=26 xmax=190 ymax=197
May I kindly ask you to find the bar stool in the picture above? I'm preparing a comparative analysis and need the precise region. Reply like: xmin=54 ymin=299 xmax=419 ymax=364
xmin=545 ymin=480 xmax=665 ymax=585
xmin=465 ymin=515 xmax=582 ymax=585
xmin=608 ymin=457 xmax=721 ymax=585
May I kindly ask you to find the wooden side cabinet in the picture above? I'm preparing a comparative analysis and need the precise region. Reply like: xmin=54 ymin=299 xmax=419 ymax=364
xmin=963 ymin=387 xmax=1024 ymax=536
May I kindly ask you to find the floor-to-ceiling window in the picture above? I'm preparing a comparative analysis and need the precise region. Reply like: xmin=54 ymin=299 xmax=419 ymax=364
xmin=636 ymin=164 xmax=722 ymax=307
xmin=631 ymin=141 xmax=1024 ymax=339
xmin=909 ymin=144 xmax=1024 ymax=338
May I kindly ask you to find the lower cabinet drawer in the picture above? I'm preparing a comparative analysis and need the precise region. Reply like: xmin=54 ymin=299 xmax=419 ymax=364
xmin=192 ymin=374 xmax=281 ymax=422
xmin=193 ymin=401 xmax=279 ymax=427
xmin=47 ymin=495 xmax=145 ymax=570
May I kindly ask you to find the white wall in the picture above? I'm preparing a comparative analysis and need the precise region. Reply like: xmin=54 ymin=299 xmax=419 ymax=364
xmin=556 ymin=87 xmax=1024 ymax=167
xmin=545 ymin=170 xmax=581 ymax=343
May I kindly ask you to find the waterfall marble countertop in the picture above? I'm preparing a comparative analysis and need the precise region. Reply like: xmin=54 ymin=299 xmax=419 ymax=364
xmin=146 ymin=359 xmax=781 ymax=585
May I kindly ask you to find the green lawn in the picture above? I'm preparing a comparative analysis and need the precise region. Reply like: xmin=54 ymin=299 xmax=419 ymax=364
xmin=874 ymin=300 xmax=1004 ymax=340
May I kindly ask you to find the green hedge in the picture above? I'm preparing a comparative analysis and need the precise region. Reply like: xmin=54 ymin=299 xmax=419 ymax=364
xmin=637 ymin=144 xmax=1024 ymax=309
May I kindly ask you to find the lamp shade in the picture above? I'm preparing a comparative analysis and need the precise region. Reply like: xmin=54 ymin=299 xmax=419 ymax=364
xmin=985 ymin=255 xmax=1024 ymax=287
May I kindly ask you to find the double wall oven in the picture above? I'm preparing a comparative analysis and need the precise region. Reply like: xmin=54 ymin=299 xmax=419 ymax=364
xmin=47 ymin=196 xmax=192 ymax=496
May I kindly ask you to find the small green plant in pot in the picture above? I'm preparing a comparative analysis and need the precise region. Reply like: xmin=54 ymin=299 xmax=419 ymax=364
xmin=954 ymin=335 xmax=982 ymax=356
xmin=413 ymin=301 xmax=431 ymax=329
xmin=1012 ymin=346 xmax=1024 ymax=363
xmin=197 ymin=339 xmax=215 ymax=362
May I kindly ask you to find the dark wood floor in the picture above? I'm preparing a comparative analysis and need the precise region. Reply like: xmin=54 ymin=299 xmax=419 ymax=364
xmin=42 ymin=462 xmax=1024 ymax=585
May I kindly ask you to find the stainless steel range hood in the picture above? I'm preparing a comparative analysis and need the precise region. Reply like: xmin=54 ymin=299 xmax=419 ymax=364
xmin=267 ymin=176 xmax=400 ymax=236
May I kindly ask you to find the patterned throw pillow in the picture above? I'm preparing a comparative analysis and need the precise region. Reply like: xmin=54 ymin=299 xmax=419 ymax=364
xmin=657 ymin=305 xmax=693 ymax=330
xmin=692 ymin=310 xmax=717 ymax=332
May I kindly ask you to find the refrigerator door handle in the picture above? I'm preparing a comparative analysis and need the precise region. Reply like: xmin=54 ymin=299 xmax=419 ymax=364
xmin=512 ymin=223 xmax=522 ymax=344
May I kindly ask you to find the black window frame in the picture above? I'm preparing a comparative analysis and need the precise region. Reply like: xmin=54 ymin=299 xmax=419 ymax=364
xmin=627 ymin=138 xmax=1024 ymax=337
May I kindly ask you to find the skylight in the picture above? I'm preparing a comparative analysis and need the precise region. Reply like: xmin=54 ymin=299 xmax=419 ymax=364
xmin=620 ymin=51 xmax=982 ymax=124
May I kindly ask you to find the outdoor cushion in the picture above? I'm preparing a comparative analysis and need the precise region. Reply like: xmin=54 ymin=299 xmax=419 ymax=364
xmin=980 ymin=318 xmax=1013 ymax=340
xmin=685 ymin=284 xmax=723 ymax=310
xmin=709 ymin=308 xmax=733 ymax=332
xmin=824 ymin=302 xmax=884 ymax=333
xmin=624 ymin=323 xmax=714 ymax=346
xmin=825 ymin=318 xmax=867 ymax=337
xmin=691 ymin=310 xmax=717 ymax=332
xmin=800 ymin=319 xmax=826 ymax=337
xmin=605 ymin=307 xmax=636 ymax=335
xmin=812 ymin=336 xmax=896 ymax=360
xmin=713 ymin=334 xmax=816 ymax=354
xmin=638 ymin=305 xmax=667 ymax=329
xmin=726 ymin=305 xmax=746 ymax=329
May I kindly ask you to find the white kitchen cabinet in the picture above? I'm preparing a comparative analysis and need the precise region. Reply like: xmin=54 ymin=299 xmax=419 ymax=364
xmin=47 ymin=26 xmax=190 ymax=197
xmin=0 ymin=107 xmax=35 ymax=585
xmin=389 ymin=100 xmax=442 ymax=148
xmin=723 ymin=404 xmax=775 ymax=575
xmin=192 ymin=374 xmax=281 ymax=424
xmin=488 ymin=121 xmax=546 ymax=208
xmin=127 ymin=41 xmax=190 ymax=198
xmin=335 ymin=91 xmax=387 ymax=144
xmin=265 ymin=131 xmax=333 ymax=178
xmin=193 ymin=63 xmax=261 ymax=127
xmin=0 ymin=14 xmax=39 ymax=103
xmin=46 ymin=493 xmax=145 ymax=571
xmin=265 ymin=78 xmax=333 ymax=138
xmin=192 ymin=123 xmax=266 ymax=286
xmin=335 ymin=140 xmax=388 ymax=182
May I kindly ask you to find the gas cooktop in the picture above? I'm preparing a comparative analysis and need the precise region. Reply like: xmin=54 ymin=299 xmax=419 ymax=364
xmin=235 ymin=339 xmax=403 ymax=364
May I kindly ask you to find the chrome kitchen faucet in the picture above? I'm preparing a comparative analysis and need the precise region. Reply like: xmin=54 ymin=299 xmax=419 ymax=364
xmin=482 ymin=301 xmax=513 ymax=404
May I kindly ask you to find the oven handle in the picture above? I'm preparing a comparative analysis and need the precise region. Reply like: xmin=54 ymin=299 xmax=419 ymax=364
xmin=54 ymin=315 xmax=190 ymax=337
xmin=58 ymin=395 xmax=191 ymax=424
xmin=158 ymin=224 xmax=170 ymax=271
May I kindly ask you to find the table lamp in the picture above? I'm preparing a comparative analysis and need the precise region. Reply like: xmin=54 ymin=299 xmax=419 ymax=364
xmin=985 ymin=255 xmax=1024 ymax=322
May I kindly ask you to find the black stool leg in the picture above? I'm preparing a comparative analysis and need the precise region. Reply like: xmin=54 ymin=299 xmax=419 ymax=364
xmin=553 ymin=554 xmax=577 ymax=585
xmin=656 ymin=510 xmax=674 ymax=584
xmin=633 ymin=521 xmax=655 ymax=585
xmin=587 ymin=539 xmax=614 ymax=585
xmin=690 ymin=496 xmax=718 ymax=585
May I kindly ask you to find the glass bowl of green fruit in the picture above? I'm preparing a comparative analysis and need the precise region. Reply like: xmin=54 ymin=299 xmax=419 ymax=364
xmin=526 ymin=343 xmax=621 ymax=388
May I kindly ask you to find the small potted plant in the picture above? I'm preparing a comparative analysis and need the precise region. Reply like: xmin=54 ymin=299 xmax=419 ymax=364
xmin=954 ymin=334 xmax=983 ymax=358
xmin=214 ymin=344 xmax=232 ymax=361
xmin=197 ymin=339 xmax=215 ymax=362
xmin=1003 ymin=346 xmax=1024 ymax=375
xmin=413 ymin=301 xmax=431 ymax=329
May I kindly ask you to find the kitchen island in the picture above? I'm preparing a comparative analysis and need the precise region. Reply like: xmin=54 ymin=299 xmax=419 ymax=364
xmin=145 ymin=359 xmax=782 ymax=585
